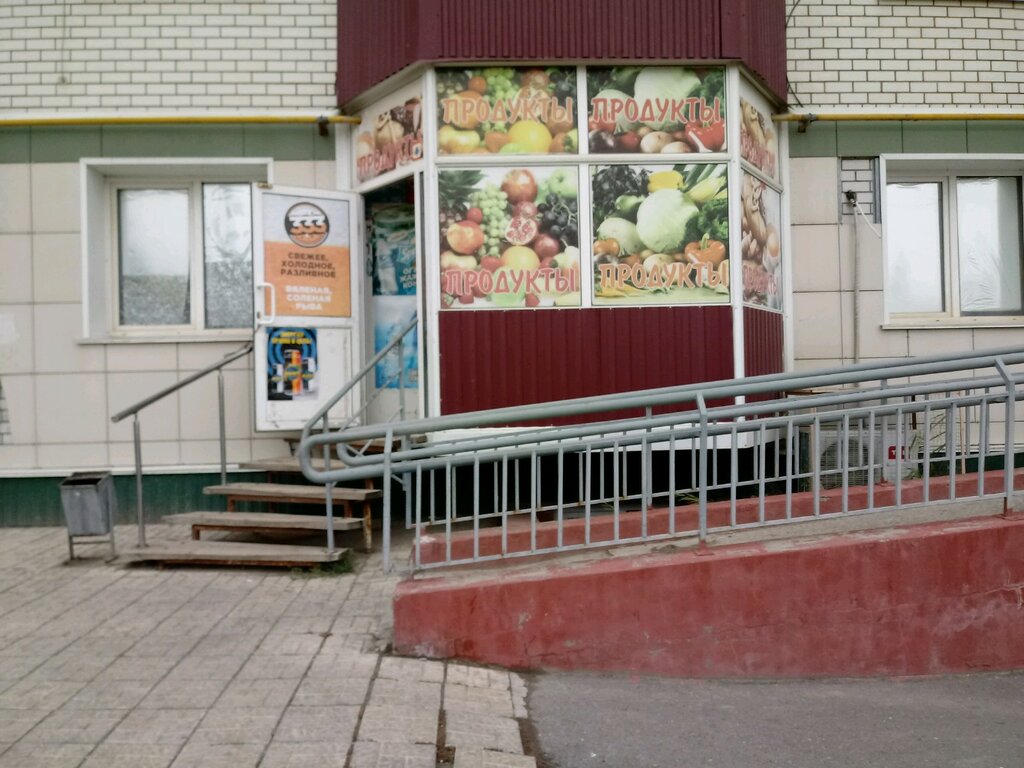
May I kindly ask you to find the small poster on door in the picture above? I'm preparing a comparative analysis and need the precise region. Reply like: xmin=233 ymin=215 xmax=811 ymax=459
xmin=261 ymin=193 xmax=352 ymax=318
xmin=266 ymin=327 xmax=319 ymax=401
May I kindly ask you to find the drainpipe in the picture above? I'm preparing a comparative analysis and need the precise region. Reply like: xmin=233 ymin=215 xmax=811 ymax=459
xmin=843 ymin=189 xmax=860 ymax=367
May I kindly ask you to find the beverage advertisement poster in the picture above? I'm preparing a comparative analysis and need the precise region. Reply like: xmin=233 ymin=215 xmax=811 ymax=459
xmin=739 ymin=82 xmax=779 ymax=184
xmin=741 ymin=171 xmax=783 ymax=310
xmin=438 ymin=166 xmax=581 ymax=310
xmin=436 ymin=67 xmax=578 ymax=156
xmin=586 ymin=66 xmax=726 ymax=155
xmin=261 ymin=193 xmax=351 ymax=318
xmin=354 ymin=83 xmax=424 ymax=184
xmin=371 ymin=204 xmax=417 ymax=297
xmin=266 ymin=327 xmax=318 ymax=401
xmin=591 ymin=163 xmax=729 ymax=305
xmin=374 ymin=297 xmax=418 ymax=389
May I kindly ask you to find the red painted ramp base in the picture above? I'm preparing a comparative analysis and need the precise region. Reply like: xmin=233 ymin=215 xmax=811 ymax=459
xmin=394 ymin=516 xmax=1024 ymax=678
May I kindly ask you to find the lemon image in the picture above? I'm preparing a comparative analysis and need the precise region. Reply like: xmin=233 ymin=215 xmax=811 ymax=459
xmin=648 ymin=170 xmax=684 ymax=192
xmin=507 ymin=121 xmax=553 ymax=154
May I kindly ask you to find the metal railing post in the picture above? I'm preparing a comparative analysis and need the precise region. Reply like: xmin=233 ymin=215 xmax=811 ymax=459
xmin=217 ymin=369 xmax=227 ymax=485
xmin=322 ymin=414 xmax=334 ymax=553
xmin=133 ymin=415 xmax=145 ymax=548
xmin=697 ymin=394 xmax=709 ymax=543
xmin=995 ymin=359 xmax=1016 ymax=508
xmin=382 ymin=428 xmax=394 ymax=571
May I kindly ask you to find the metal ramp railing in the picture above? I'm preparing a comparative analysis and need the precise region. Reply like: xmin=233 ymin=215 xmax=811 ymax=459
xmin=298 ymin=346 xmax=1024 ymax=571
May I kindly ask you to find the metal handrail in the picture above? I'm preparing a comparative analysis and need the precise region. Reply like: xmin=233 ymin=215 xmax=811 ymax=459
xmin=302 ymin=345 xmax=1024 ymax=461
xmin=110 ymin=341 xmax=253 ymax=548
xmin=298 ymin=315 xmax=418 ymax=555
xmin=111 ymin=342 xmax=252 ymax=423
xmin=297 ymin=345 xmax=1024 ymax=570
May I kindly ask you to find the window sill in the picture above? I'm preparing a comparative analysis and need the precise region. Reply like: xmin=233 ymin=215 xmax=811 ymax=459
xmin=79 ymin=332 xmax=252 ymax=345
xmin=882 ymin=319 xmax=1024 ymax=331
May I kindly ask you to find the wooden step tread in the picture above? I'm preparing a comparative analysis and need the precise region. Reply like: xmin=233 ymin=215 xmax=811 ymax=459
xmin=203 ymin=483 xmax=382 ymax=501
xmin=164 ymin=511 xmax=364 ymax=531
xmin=120 ymin=541 xmax=348 ymax=567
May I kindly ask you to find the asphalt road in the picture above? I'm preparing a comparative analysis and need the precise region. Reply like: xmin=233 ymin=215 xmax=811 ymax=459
xmin=525 ymin=670 xmax=1024 ymax=768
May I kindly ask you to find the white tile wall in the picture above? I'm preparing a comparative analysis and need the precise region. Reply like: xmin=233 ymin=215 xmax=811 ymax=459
xmin=0 ymin=165 xmax=32 ymax=233
xmin=35 ymin=372 xmax=108 ymax=443
xmin=31 ymin=233 xmax=82 ymax=303
xmin=0 ymin=235 xmax=33 ymax=304
xmin=0 ymin=1 xmax=337 ymax=111
xmin=789 ymin=158 xmax=839 ymax=226
xmin=788 ymin=0 xmax=1024 ymax=109
xmin=0 ymin=305 xmax=35 ymax=375
xmin=30 ymin=164 xmax=80 ymax=235
xmin=33 ymin=303 xmax=104 ymax=373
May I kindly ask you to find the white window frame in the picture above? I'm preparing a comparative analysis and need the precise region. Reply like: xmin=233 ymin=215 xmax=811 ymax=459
xmin=80 ymin=158 xmax=273 ymax=343
xmin=881 ymin=154 xmax=1024 ymax=329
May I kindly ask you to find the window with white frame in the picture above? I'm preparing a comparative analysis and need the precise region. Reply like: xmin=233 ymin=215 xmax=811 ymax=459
xmin=115 ymin=182 xmax=252 ymax=330
xmin=885 ymin=169 xmax=1024 ymax=320
xmin=82 ymin=160 xmax=269 ymax=340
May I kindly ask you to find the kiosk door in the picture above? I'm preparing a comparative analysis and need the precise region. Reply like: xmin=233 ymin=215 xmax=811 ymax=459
xmin=252 ymin=185 xmax=362 ymax=431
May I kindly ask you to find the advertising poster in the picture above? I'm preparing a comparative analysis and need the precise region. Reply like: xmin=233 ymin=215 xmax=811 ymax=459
xmin=741 ymin=171 xmax=783 ymax=310
xmin=591 ymin=164 xmax=729 ymax=305
xmin=438 ymin=166 xmax=581 ymax=310
xmin=261 ymin=193 xmax=351 ymax=318
xmin=374 ymin=297 xmax=418 ymax=389
xmin=266 ymin=327 xmax=318 ymax=401
xmin=586 ymin=66 xmax=726 ymax=154
xmin=371 ymin=204 xmax=417 ymax=296
xmin=354 ymin=83 xmax=424 ymax=184
xmin=739 ymin=84 xmax=779 ymax=183
xmin=436 ymin=67 xmax=577 ymax=156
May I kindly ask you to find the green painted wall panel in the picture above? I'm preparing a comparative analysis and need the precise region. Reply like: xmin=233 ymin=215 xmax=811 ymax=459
xmin=0 ymin=125 xmax=333 ymax=164
xmin=243 ymin=125 xmax=317 ymax=161
xmin=787 ymin=122 xmax=837 ymax=158
xmin=100 ymin=126 xmax=246 ymax=158
xmin=901 ymin=122 xmax=968 ymax=154
xmin=30 ymin=127 xmax=103 ymax=163
xmin=0 ymin=128 xmax=31 ymax=163
xmin=314 ymin=129 xmax=336 ymax=161
xmin=966 ymin=122 xmax=1024 ymax=153
xmin=0 ymin=472 xmax=260 ymax=527
xmin=836 ymin=122 xmax=903 ymax=156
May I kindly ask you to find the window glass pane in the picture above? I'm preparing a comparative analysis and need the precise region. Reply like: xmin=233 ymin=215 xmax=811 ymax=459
xmin=956 ymin=177 xmax=1024 ymax=315
xmin=203 ymin=184 xmax=253 ymax=329
xmin=118 ymin=189 xmax=190 ymax=326
xmin=885 ymin=182 xmax=944 ymax=314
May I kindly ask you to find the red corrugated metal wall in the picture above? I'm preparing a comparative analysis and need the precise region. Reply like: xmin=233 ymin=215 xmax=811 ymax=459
xmin=743 ymin=307 xmax=784 ymax=402
xmin=438 ymin=306 xmax=734 ymax=422
xmin=336 ymin=0 xmax=787 ymax=105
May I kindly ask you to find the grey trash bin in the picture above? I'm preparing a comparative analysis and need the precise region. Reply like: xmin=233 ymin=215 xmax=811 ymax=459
xmin=59 ymin=471 xmax=117 ymax=560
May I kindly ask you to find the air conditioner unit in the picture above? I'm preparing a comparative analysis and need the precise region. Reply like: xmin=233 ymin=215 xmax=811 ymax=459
xmin=806 ymin=423 xmax=917 ymax=489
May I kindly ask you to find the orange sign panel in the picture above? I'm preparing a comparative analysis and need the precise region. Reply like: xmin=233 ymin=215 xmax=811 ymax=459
xmin=264 ymin=242 xmax=351 ymax=317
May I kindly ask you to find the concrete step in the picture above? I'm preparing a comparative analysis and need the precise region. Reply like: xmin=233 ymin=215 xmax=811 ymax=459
xmin=119 ymin=540 xmax=349 ymax=567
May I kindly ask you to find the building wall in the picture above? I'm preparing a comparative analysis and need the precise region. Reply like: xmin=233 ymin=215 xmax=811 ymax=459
xmin=0 ymin=0 xmax=337 ymax=111
xmin=0 ymin=2 xmax=342 ymax=525
xmin=786 ymin=0 xmax=1024 ymax=109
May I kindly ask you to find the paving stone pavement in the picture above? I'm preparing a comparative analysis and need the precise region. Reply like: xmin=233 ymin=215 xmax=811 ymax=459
xmin=0 ymin=526 xmax=536 ymax=768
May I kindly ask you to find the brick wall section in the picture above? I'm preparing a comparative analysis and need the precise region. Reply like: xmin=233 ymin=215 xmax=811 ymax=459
xmin=0 ymin=1 xmax=337 ymax=111
xmin=787 ymin=0 xmax=1024 ymax=109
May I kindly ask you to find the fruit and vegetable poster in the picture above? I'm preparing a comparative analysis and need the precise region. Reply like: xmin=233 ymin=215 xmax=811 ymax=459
xmin=592 ymin=164 xmax=729 ymax=305
xmin=354 ymin=83 xmax=423 ymax=184
xmin=266 ymin=327 xmax=318 ymax=401
xmin=436 ymin=67 xmax=578 ymax=156
xmin=261 ymin=193 xmax=351 ymax=318
xmin=438 ymin=166 xmax=580 ymax=309
xmin=739 ymin=83 xmax=779 ymax=184
xmin=586 ymin=66 xmax=726 ymax=155
xmin=741 ymin=171 xmax=782 ymax=310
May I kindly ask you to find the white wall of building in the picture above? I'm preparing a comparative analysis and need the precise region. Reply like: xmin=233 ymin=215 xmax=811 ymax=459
xmin=0 ymin=1 xmax=337 ymax=111
xmin=787 ymin=0 xmax=1024 ymax=110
